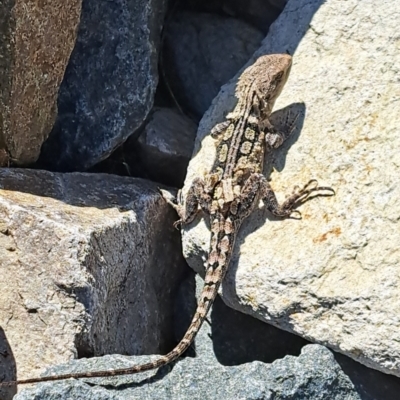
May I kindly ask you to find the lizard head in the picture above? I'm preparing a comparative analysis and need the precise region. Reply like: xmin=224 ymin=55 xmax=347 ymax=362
xmin=239 ymin=54 xmax=292 ymax=115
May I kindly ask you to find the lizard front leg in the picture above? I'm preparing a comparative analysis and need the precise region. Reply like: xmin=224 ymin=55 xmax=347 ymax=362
xmin=260 ymin=110 xmax=300 ymax=149
xmin=163 ymin=178 xmax=208 ymax=227
xmin=163 ymin=176 xmax=217 ymax=228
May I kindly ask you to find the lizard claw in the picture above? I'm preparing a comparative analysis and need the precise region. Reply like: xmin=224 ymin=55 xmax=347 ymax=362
xmin=289 ymin=209 xmax=302 ymax=220
xmin=173 ymin=220 xmax=182 ymax=230
xmin=302 ymin=179 xmax=319 ymax=192
xmin=314 ymin=186 xmax=336 ymax=196
xmin=293 ymin=179 xmax=334 ymax=204
xmin=159 ymin=188 xmax=177 ymax=204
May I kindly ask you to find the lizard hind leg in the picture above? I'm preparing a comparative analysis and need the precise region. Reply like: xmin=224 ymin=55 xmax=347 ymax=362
xmin=262 ymin=178 xmax=334 ymax=218
xmin=280 ymin=180 xmax=335 ymax=217
xmin=233 ymin=174 xmax=333 ymax=219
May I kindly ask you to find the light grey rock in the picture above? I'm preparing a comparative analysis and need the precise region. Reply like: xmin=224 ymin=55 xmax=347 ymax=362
xmin=163 ymin=12 xmax=264 ymax=119
xmin=0 ymin=169 xmax=186 ymax=396
xmin=38 ymin=0 xmax=167 ymax=171
xmin=0 ymin=0 xmax=81 ymax=165
xmin=179 ymin=0 xmax=400 ymax=377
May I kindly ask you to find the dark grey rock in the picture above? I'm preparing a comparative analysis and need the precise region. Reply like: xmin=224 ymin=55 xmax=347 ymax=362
xmin=163 ymin=12 xmax=264 ymax=119
xmin=14 ymin=345 xmax=360 ymax=400
xmin=90 ymin=107 xmax=197 ymax=186
xmin=181 ymin=0 xmax=283 ymax=32
xmin=38 ymin=0 xmax=166 ymax=171
xmin=222 ymin=0 xmax=283 ymax=32
xmin=135 ymin=107 xmax=197 ymax=187
xmin=268 ymin=0 xmax=288 ymax=11
xmin=334 ymin=353 xmax=400 ymax=400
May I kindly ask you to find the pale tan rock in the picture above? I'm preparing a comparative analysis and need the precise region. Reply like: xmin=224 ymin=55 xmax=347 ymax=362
xmin=0 ymin=0 xmax=81 ymax=165
xmin=0 ymin=169 xmax=186 ymax=387
xmin=180 ymin=0 xmax=400 ymax=377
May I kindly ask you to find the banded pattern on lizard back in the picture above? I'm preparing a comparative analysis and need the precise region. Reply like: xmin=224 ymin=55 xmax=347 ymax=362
xmin=0 ymin=54 xmax=333 ymax=387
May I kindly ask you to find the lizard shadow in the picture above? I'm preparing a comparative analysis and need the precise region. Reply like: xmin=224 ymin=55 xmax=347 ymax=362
xmin=263 ymin=102 xmax=306 ymax=176
xmin=206 ymin=281 xmax=400 ymax=400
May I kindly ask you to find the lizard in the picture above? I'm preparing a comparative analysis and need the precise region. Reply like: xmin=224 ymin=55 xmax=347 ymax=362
xmin=0 ymin=53 xmax=334 ymax=387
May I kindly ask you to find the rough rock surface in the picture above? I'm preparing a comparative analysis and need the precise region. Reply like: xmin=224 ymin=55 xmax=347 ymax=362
xmin=38 ymin=0 xmax=166 ymax=171
xmin=14 ymin=277 xmax=359 ymax=400
xmin=0 ymin=169 xmax=186 ymax=398
xmin=180 ymin=0 xmax=400 ymax=377
xmin=163 ymin=12 xmax=264 ymax=119
xmin=91 ymin=107 xmax=197 ymax=186
xmin=13 ymin=272 xmax=400 ymax=399
xmin=0 ymin=0 xmax=81 ymax=166
xmin=268 ymin=0 xmax=288 ymax=10
xmin=14 ymin=345 xmax=360 ymax=400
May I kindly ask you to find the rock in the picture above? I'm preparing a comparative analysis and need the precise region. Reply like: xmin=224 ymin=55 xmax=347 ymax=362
xmin=0 ymin=0 xmax=81 ymax=166
xmin=222 ymin=0 xmax=283 ymax=32
xmin=203 ymin=276 xmax=400 ymax=400
xmin=91 ymin=107 xmax=197 ymax=187
xmin=13 ymin=274 xmax=359 ymax=399
xmin=11 ymin=259 xmax=399 ymax=399
xmin=267 ymin=0 xmax=288 ymax=10
xmin=37 ymin=0 xmax=167 ymax=171
xmin=135 ymin=107 xmax=197 ymax=187
xmin=162 ymin=12 xmax=264 ymax=119
xmin=334 ymin=352 xmax=400 ymax=400
xmin=181 ymin=0 xmax=283 ymax=32
xmin=187 ymin=274 xmax=400 ymax=400
xmin=14 ymin=345 xmax=361 ymax=400
xmin=179 ymin=0 xmax=400 ymax=377
xmin=0 ymin=169 xmax=186 ymax=396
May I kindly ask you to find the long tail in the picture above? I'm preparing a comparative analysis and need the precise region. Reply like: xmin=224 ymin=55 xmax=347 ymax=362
xmin=0 ymin=223 xmax=229 ymax=387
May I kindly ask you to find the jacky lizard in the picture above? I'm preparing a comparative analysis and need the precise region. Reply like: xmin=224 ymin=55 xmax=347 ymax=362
xmin=0 ymin=53 xmax=333 ymax=387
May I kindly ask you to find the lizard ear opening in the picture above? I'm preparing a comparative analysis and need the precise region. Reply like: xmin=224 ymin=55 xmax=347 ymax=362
xmin=274 ymin=71 xmax=284 ymax=81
